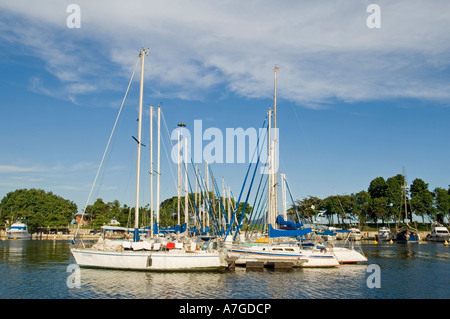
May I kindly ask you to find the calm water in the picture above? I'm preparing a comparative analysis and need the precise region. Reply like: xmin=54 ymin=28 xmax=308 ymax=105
xmin=0 ymin=239 xmax=449 ymax=299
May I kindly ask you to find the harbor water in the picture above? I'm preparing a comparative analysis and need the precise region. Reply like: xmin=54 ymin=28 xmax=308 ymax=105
xmin=0 ymin=239 xmax=448 ymax=299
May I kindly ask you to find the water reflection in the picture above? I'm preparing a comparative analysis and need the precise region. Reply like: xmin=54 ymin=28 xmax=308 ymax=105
xmin=72 ymin=268 xmax=229 ymax=299
xmin=1 ymin=240 xmax=449 ymax=299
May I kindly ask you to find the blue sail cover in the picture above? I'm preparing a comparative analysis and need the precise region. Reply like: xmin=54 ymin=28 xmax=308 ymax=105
xmin=268 ymin=224 xmax=312 ymax=238
xmin=276 ymin=215 xmax=302 ymax=230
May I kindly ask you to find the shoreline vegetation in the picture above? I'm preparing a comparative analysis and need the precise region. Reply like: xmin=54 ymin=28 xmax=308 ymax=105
xmin=0 ymin=174 xmax=449 ymax=235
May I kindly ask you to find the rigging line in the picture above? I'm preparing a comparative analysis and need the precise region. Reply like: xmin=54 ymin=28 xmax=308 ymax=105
xmin=250 ymin=189 xmax=268 ymax=235
xmin=245 ymin=169 xmax=268 ymax=236
xmin=186 ymin=160 xmax=203 ymax=231
xmin=284 ymin=175 xmax=304 ymax=225
xmin=233 ymin=117 xmax=269 ymax=240
xmin=74 ymin=55 xmax=141 ymax=243
xmin=187 ymin=156 xmax=222 ymax=235
xmin=207 ymin=166 xmax=229 ymax=228
xmin=226 ymin=115 xmax=268 ymax=237
xmin=160 ymin=109 xmax=179 ymax=198
xmin=196 ymin=165 xmax=221 ymax=235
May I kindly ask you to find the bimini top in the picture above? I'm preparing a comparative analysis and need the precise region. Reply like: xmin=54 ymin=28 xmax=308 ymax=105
xmin=7 ymin=222 xmax=28 ymax=231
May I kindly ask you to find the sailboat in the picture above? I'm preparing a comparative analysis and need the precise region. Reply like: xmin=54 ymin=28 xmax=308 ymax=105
xmin=226 ymin=67 xmax=340 ymax=268
xmin=325 ymin=230 xmax=368 ymax=264
xmin=71 ymin=49 xmax=228 ymax=271
xmin=393 ymin=168 xmax=420 ymax=243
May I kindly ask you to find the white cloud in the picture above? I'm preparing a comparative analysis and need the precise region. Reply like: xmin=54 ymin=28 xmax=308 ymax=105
xmin=1 ymin=0 xmax=450 ymax=107
xmin=0 ymin=165 xmax=45 ymax=173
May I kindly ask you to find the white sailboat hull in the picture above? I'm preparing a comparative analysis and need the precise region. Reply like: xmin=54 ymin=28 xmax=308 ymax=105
xmin=71 ymin=248 xmax=228 ymax=271
xmin=227 ymin=246 xmax=340 ymax=268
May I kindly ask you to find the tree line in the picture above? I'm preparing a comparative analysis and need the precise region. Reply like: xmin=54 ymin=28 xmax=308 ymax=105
xmin=0 ymin=189 xmax=249 ymax=232
xmin=1 ymin=176 xmax=448 ymax=232
xmin=0 ymin=188 xmax=77 ymax=231
xmin=289 ymin=175 xmax=450 ymax=226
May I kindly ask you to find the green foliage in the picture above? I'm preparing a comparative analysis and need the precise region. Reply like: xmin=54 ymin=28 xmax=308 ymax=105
xmin=434 ymin=187 xmax=450 ymax=222
xmin=410 ymin=178 xmax=434 ymax=223
xmin=0 ymin=188 xmax=77 ymax=231
xmin=291 ymin=174 xmax=448 ymax=226
xmin=1 ymin=173 xmax=447 ymax=230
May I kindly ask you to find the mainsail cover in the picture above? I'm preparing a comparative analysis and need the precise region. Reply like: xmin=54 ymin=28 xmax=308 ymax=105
xmin=268 ymin=224 xmax=312 ymax=238
xmin=276 ymin=215 xmax=302 ymax=230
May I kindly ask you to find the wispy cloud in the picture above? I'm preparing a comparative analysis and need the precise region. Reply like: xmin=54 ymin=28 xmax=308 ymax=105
xmin=0 ymin=165 xmax=45 ymax=173
xmin=1 ymin=0 xmax=450 ymax=108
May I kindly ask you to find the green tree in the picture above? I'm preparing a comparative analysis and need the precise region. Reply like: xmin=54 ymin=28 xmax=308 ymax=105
xmin=368 ymin=177 xmax=387 ymax=199
xmin=410 ymin=178 xmax=434 ymax=223
xmin=367 ymin=177 xmax=389 ymax=222
xmin=0 ymin=188 xmax=77 ymax=231
xmin=290 ymin=196 xmax=321 ymax=220
xmin=320 ymin=196 xmax=346 ymax=225
xmin=385 ymin=174 xmax=405 ymax=220
xmin=86 ymin=198 xmax=110 ymax=227
xmin=354 ymin=191 xmax=371 ymax=225
xmin=368 ymin=197 xmax=388 ymax=223
xmin=433 ymin=187 xmax=449 ymax=223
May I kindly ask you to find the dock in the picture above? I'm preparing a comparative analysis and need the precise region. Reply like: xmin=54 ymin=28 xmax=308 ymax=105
xmin=0 ymin=228 xmax=100 ymax=241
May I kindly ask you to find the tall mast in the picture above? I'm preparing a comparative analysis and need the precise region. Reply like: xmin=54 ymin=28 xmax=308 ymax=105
xmin=195 ymin=164 xmax=198 ymax=229
xmin=228 ymin=186 xmax=231 ymax=231
xmin=156 ymin=106 xmax=161 ymax=226
xmin=150 ymin=105 xmax=154 ymax=237
xmin=134 ymin=49 xmax=147 ymax=233
xmin=205 ymin=161 xmax=210 ymax=230
xmin=177 ymin=123 xmax=187 ymax=231
xmin=267 ymin=108 xmax=272 ymax=227
xmin=184 ymin=135 xmax=189 ymax=231
xmin=402 ymin=166 xmax=409 ymax=225
xmin=177 ymin=126 xmax=181 ymax=228
xmin=273 ymin=66 xmax=279 ymax=220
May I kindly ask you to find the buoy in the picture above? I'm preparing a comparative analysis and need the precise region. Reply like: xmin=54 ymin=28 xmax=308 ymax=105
xmin=374 ymin=240 xmax=378 ymax=244
xmin=389 ymin=239 xmax=393 ymax=244
xmin=444 ymin=240 xmax=448 ymax=246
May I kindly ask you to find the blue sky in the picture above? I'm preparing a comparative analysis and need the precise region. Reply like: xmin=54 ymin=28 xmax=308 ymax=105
xmin=1 ymin=0 xmax=450 ymax=215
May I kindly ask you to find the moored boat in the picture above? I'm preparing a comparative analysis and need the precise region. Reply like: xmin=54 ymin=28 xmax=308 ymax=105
xmin=376 ymin=226 xmax=391 ymax=241
xmin=425 ymin=222 xmax=450 ymax=242
xmin=227 ymin=242 xmax=339 ymax=268
xmin=6 ymin=221 xmax=31 ymax=239
xmin=71 ymin=49 xmax=227 ymax=271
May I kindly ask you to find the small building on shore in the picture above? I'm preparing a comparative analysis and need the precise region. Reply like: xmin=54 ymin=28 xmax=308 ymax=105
xmin=75 ymin=213 xmax=91 ymax=226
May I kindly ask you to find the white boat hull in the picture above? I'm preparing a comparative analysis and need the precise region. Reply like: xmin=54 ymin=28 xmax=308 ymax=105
xmin=71 ymin=248 xmax=228 ymax=271
xmin=7 ymin=231 xmax=31 ymax=239
xmin=332 ymin=247 xmax=367 ymax=264
xmin=426 ymin=234 xmax=450 ymax=242
xmin=227 ymin=246 xmax=340 ymax=268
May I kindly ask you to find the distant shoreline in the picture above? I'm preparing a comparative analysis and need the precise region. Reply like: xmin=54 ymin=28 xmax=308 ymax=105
xmin=1 ymin=230 xmax=433 ymax=242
